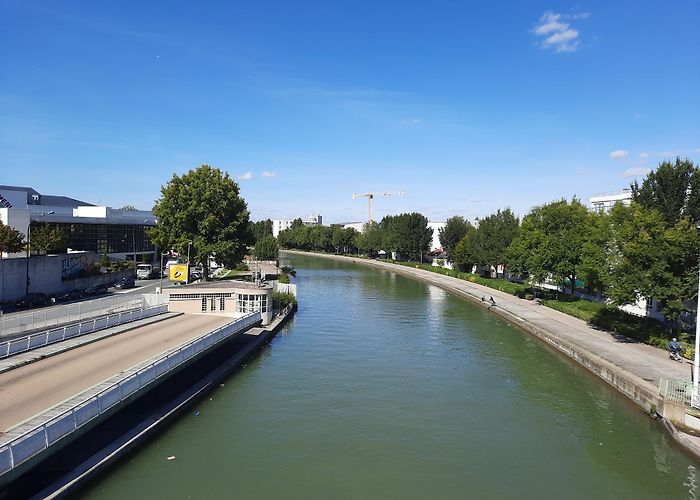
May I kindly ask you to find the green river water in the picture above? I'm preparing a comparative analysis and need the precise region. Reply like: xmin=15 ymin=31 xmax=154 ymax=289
xmin=81 ymin=254 xmax=698 ymax=499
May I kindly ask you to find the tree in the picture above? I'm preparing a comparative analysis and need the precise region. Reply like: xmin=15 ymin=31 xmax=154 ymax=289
xmin=577 ymin=212 xmax=612 ymax=295
xmin=506 ymin=198 xmax=592 ymax=295
xmin=254 ymin=234 xmax=279 ymax=261
xmin=119 ymin=205 xmax=138 ymax=211
xmin=607 ymin=203 xmax=700 ymax=330
xmin=471 ymin=208 xmax=519 ymax=275
xmin=631 ymin=158 xmax=700 ymax=226
xmin=381 ymin=213 xmax=433 ymax=261
xmin=452 ymin=224 xmax=478 ymax=272
xmin=0 ymin=221 xmax=24 ymax=258
xmin=438 ymin=216 xmax=473 ymax=263
xmin=356 ymin=221 xmax=384 ymax=256
xmin=250 ymin=219 xmax=273 ymax=244
xmin=29 ymin=224 xmax=68 ymax=255
xmin=148 ymin=165 xmax=251 ymax=280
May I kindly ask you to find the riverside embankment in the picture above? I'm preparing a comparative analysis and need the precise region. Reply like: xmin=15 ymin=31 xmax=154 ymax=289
xmin=284 ymin=251 xmax=700 ymax=459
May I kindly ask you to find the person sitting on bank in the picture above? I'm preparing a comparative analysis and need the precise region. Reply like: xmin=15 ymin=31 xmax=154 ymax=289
xmin=489 ymin=296 xmax=496 ymax=306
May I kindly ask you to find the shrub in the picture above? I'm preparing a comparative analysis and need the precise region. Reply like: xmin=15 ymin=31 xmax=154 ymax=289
xmin=273 ymin=291 xmax=296 ymax=307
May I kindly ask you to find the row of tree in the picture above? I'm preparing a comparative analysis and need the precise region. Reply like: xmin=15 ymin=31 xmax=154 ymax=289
xmin=0 ymin=222 xmax=68 ymax=258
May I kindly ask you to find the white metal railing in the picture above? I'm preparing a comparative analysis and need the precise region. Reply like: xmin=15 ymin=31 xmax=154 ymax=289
xmin=0 ymin=295 xmax=148 ymax=338
xmin=0 ymin=304 xmax=168 ymax=360
xmin=0 ymin=312 xmax=261 ymax=477
xmin=659 ymin=378 xmax=693 ymax=406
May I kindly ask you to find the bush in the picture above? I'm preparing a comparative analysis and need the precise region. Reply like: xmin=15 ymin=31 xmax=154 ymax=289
xmin=273 ymin=291 xmax=296 ymax=307
xmin=235 ymin=262 xmax=249 ymax=271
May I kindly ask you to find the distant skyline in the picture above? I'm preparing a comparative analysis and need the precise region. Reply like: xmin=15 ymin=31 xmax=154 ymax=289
xmin=1 ymin=0 xmax=698 ymax=223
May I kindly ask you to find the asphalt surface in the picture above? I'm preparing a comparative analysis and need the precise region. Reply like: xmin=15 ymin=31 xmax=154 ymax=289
xmin=0 ymin=313 xmax=230 ymax=432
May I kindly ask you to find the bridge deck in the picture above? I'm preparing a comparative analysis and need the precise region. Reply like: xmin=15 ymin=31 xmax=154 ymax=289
xmin=0 ymin=314 xmax=231 ymax=433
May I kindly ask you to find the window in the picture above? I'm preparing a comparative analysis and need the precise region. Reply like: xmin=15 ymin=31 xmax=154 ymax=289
xmin=237 ymin=293 xmax=268 ymax=313
xmin=201 ymin=297 xmax=206 ymax=312
xmin=220 ymin=297 xmax=225 ymax=311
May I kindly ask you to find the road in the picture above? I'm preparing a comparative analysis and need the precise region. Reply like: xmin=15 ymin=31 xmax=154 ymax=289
xmin=0 ymin=279 xmax=162 ymax=339
xmin=0 ymin=313 xmax=231 ymax=432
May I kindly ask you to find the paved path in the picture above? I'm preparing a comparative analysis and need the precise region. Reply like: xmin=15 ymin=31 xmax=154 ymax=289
xmin=0 ymin=314 xmax=230 ymax=432
xmin=287 ymin=252 xmax=690 ymax=389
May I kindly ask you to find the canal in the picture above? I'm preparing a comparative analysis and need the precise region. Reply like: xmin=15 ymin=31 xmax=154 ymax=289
xmin=82 ymin=254 xmax=698 ymax=499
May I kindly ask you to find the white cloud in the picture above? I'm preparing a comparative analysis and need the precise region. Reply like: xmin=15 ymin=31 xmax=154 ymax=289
xmin=633 ymin=113 xmax=642 ymax=119
xmin=609 ymin=149 xmax=629 ymax=160
xmin=533 ymin=11 xmax=589 ymax=53
xmin=659 ymin=151 xmax=675 ymax=157
xmin=261 ymin=171 xmax=277 ymax=178
xmin=693 ymin=148 xmax=700 ymax=153
xmin=639 ymin=152 xmax=650 ymax=159
xmin=238 ymin=172 xmax=254 ymax=180
xmin=623 ymin=167 xmax=651 ymax=178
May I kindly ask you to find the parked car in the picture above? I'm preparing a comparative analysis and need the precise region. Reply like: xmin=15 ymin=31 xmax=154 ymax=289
xmin=15 ymin=293 xmax=51 ymax=309
xmin=84 ymin=283 xmax=109 ymax=296
xmin=55 ymin=288 xmax=84 ymax=302
xmin=114 ymin=276 xmax=136 ymax=289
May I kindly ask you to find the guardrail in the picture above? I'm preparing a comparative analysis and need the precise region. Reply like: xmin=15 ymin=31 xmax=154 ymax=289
xmin=0 ymin=304 xmax=169 ymax=360
xmin=0 ymin=295 xmax=150 ymax=337
xmin=659 ymin=378 xmax=692 ymax=406
xmin=0 ymin=312 xmax=261 ymax=478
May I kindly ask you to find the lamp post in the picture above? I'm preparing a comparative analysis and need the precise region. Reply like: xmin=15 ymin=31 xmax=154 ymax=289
xmin=187 ymin=241 xmax=192 ymax=265
xmin=25 ymin=210 xmax=54 ymax=295
xmin=693 ymin=224 xmax=700 ymax=407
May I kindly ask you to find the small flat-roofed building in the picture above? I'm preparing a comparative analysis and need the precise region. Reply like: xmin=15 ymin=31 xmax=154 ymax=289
xmin=164 ymin=281 xmax=273 ymax=325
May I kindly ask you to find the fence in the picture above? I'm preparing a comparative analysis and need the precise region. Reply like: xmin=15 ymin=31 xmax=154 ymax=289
xmin=273 ymin=281 xmax=297 ymax=297
xmin=0 ymin=294 xmax=157 ymax=338
xmin=0 ymin=304 xmax=168 ymax=360
xmin=659 ymin=378 xmax=692 ymax=406
xmin=0 ymin=312 xmax=261 ymax=478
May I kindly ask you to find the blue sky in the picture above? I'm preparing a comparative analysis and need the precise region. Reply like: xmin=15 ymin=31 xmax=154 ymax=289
xmin=1 ymin=0 xmax=698 ymax=223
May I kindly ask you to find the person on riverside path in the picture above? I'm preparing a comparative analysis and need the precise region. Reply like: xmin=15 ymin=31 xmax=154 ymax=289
xmin=669 ymin=338 xmax=681 ymax=361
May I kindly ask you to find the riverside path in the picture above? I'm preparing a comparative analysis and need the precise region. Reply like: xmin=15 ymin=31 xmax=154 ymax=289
xmin=0 ymin=314 xmax=230 ymax=432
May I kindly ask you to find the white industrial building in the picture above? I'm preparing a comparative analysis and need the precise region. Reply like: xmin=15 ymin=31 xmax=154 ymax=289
xmin=272 ymin=213 xmax=323 ymax=237
xmin=0 ymin=185 xmax=157 ymax=261
xmin=590 ymin=189 xmax=633 ymax=213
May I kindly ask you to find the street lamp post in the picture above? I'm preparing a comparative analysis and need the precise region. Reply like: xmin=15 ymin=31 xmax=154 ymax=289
xmin=187 ymin=241 xmax=192 ymax=265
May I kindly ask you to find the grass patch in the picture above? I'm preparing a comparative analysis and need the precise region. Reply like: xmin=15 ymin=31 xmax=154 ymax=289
xmin=542 ymin=299 xmax=606 ymax=322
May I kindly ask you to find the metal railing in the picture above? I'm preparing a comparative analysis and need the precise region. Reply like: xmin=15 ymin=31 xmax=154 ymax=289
xmin=0 ymin=295 xmax=150 ymax=338
xmin=659 ymin=378 xmax=692 ymax=406
xmin=0 ymin=304 xmax=168 ymax=359
xmin=0 ymin=312 xmax=261 ymax=477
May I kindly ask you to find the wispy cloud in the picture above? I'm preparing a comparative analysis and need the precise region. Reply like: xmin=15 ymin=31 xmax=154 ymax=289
xmin=609 ymin=149 xmax=629 ymax=160
xmin=623 ymin=167 xmax=651 ymax=178
xmin=400 ymin=118 xmax=422 ymax=125
xmin=261 ymin=171 xmax=277 ymax=178
xmin=693 ymin=148 xmax=700 ymax=153
xmin=532 ymin=11 xmax=589 ymax=53
xmin=639 ymin=152 xmax=650 ymax=159
xmin=238 ymin=172 xmax=254 ymax=180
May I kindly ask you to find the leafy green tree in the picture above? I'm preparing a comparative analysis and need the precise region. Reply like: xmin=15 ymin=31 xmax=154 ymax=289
xmin=381 ymin=213 xmax=433 ymax=261
xmin=250 ymin=219 xmax=273 ymax=244
xmin=148 ymin=165 xmax=251 ymax=279
xmin=577 ymin=212 xmax=612 ymax=295
xmin=331 ymin=226 xmax=358 ymax=254
xmin=118 ymin=205 xmax=138 ymax=211
xmin=506 ymin=198 xmax=592 ymax=295
xmin=472 ymin=208 xmax=519 ymax=275
xmin=291 ymin=218 xmax=304 ymax=229
xmin=452 ymin=224 xmax=478 ymax=272
xmin=438 ymin=216 xmax=473 ymax=262
xmin=253 ymin=234 xmax=279 ymax=261
xmin=0 ymin=221 xmax=25 ymax=258
xmin=631 ymin=158 xmax=700 ymax=225
xmin=608 ymin=203 xmax=700 ymax=330
xmin=29 ymin=224 xmax=68 ymax=255
xmin=356 ymin=221 xmax=384 ymax=256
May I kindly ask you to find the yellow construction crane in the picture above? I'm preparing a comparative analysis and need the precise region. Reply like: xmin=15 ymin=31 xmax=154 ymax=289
xmin=352 ymin=191 xmax=405 ymax=223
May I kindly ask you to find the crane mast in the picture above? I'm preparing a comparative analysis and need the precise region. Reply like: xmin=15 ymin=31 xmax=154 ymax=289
xmin=352 ymin=191 xmax=405 ymax=223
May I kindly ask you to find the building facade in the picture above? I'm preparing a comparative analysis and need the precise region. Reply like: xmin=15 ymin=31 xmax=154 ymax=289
xmin=589 ymin=189 xmax=633 ymax=213
xmin=0 ymin=185 xmax=157 ymax=261
xmin=272 ymin=213 xmax=323 ymax=238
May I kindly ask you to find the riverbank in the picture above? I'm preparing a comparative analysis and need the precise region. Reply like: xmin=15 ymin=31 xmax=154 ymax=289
xmin=283 ymin=250 xmax=700 ymax=461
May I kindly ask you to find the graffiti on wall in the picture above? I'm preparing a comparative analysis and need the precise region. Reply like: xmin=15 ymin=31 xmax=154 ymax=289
xmin=62 ymin=252 xmax=95 ymax=279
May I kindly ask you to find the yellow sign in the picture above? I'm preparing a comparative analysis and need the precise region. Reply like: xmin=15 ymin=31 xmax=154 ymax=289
xmin=169 ymin=264 xmax=189 ymax=283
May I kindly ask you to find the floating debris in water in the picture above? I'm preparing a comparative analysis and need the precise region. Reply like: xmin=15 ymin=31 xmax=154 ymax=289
xmin=194 ymin=410 xmax=200 ymax=416
xmin=166 ymin=456 xmax=176 ymax=461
